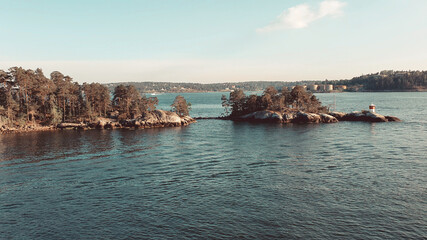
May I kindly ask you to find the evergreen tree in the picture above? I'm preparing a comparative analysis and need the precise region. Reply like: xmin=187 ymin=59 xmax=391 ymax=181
xmin=171 ymin=95 xmax=191 ymax=117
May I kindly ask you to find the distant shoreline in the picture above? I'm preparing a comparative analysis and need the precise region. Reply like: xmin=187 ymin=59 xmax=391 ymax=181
xmin=139 ymin=89 xmax=427 ymax=95
xmin=106 ymin=71 xmax=427 ymax=93
xmin=138 ymin=89 xmax=427 ymax=94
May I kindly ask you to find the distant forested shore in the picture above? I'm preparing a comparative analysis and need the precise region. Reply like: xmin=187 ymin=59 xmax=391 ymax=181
xmin=106 ymin=70 xmax=427 ymax=93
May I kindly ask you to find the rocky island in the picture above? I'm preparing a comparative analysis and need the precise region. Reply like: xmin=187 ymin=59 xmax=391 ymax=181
xmin=220 ymin=85 xmax=401 ymax=124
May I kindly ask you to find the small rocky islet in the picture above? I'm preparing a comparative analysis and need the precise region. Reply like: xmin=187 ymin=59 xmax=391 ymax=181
xmin=218 ymin=85 xmax=401 ymax=124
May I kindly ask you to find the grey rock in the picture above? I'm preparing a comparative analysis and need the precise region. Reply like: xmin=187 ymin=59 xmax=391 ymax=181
xmin=240 ymin=111 xmax=283 ymax=122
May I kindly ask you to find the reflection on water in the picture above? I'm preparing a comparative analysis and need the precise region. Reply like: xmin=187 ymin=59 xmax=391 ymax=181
xmin=370 ymin=122 xmax=376 ymax=135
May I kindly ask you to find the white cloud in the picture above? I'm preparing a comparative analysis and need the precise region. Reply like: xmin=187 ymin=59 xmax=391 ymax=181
xmin=257 ymin=0 xmax=346 ymax=33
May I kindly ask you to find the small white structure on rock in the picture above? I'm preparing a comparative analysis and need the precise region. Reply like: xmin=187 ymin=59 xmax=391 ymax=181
xmin=369 ymin=103 xmax=376 ymax=113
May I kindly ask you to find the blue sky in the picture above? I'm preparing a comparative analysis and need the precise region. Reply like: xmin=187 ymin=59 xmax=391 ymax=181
xmin=0 ymin=0 xmax=426 ymax=83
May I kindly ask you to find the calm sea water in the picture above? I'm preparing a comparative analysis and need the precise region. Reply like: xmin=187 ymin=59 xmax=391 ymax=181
xmin=0 ymin=92 xmax=426 ymax=239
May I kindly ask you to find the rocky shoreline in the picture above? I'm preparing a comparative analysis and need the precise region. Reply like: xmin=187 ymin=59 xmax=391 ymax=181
xmin=0 ymin=109 xmax=401 ymax=134
xmin=232 ymin=110 xmax=401 ymax=124
xmin=1 ymin=110 xmax=196 ymax=134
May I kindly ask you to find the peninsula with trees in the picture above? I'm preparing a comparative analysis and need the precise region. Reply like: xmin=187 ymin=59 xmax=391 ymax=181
xmin=0 ymin=67 xmax=194 ymax=133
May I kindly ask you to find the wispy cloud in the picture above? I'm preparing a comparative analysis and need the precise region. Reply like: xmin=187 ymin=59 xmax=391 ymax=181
xmin=257 ymin=0 xmax=346 ymax=33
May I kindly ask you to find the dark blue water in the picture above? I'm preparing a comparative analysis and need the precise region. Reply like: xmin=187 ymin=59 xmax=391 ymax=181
xmin=1 ymin=92 xmax=426 ymax=239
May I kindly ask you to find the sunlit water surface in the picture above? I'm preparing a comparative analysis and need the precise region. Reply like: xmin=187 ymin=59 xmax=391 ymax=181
xmin=0 ymin=92 xmax=426 ymax=239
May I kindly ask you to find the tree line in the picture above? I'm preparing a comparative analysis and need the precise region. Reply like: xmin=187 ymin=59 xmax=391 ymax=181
xmin=106 ymin=81 xmax=309 ymax=93
xmin=352 ymin=71 xmax=426 ymax=91
xmin=327 ymin=70 xmax=427 ymax=91
xmin=107 ymin=70 xmax=426 ymax=93
xmin=0 ymin=67 xmax=190 ymax=127
xmin=221 ymin=85 xmax=328 ymax=117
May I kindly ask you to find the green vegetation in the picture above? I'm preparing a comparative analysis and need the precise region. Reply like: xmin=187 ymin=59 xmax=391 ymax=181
xmin=112 ymin=84 xmax=159 ymax=120
xmin=331 ymin=70 xmax=427 ymax=91
xmin=222 ymin=85 xmax=328 ymax=118
xmin=0 ymin=67 xmax=190 ymax=128
xmin=171 ymin=95 xmax=191 ymax=117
